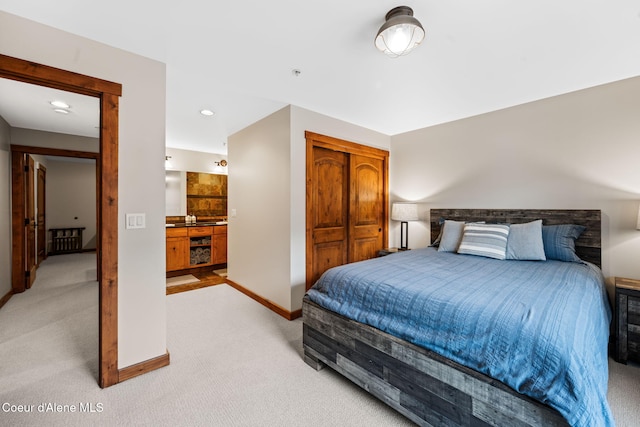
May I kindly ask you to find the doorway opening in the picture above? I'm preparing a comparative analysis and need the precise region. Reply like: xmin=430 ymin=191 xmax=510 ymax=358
xmin=1 ymin=54 xmax=121 ymax=388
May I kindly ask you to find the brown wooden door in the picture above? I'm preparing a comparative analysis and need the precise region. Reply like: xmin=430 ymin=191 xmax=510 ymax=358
xmin=25 ymin=155 xmax=37 ymax=288
xmin=305 ymin=132 xmax=389 ymax=291
xmin=37 ymin=165 xmax=46 ymax=265
xmin=307 ymin=146 xmax=349 ymax=288
xmin=349 ymin=154 xmax=384 ymax=263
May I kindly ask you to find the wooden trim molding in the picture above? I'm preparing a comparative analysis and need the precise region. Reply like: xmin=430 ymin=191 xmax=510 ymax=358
xmin=304 ymin=131 xmax=389 ymax=160
xmin=225 ymin=279 xmax=302 ymax=320
xmin=118 ymin=351 xmax=170 ymax=383
xmin=0 ymin=290 xmax=12 ymax=311
xmin=0 ymin=54 xmax=122 ymax=97
xmin=11 ymin=144 xmax=99 ymax=159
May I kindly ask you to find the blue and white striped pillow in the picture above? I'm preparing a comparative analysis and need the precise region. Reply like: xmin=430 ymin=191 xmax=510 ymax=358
xmin=457 ymin=223 xmax=510 ymax=260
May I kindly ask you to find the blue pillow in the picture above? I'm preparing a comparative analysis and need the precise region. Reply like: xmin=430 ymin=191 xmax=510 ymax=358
xmin=541 ymin=224 xmax=585 ymax=263
xmin=437 ymin=220 xmax=465 ymax=252
xmin=506 ymin=220 xmax=546 ymax=261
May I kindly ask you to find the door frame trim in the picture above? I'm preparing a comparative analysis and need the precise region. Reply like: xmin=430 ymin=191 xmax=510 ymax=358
xmin=305 ymin=131 xmax=389 ymax=290
xmin=2 ymin=54 xmax=121 ymax=388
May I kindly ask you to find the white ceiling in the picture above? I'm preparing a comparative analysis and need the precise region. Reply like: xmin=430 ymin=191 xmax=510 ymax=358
xmin=1 ymin=1 xmax=640 ymax=155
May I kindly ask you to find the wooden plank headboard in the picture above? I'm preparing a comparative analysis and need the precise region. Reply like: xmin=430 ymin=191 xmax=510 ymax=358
xmin=430 ymin=209 xmax=602 ymax=268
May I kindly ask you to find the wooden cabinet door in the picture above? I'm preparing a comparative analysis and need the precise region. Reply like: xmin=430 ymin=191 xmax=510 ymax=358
xmin=166 ymin=237 xmax=189 ymax=271
xmin=307 ymin=146 xmax=349 ymax=289
xmin=213 ymin=232 xmax=227 ymax=264
xmin=212 ymin=225 xmax=227 ymax=264
xmin=349 ymin=154 xmax=384 ymax=263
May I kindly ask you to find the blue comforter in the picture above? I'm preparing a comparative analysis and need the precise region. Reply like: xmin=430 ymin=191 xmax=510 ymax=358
xmin=306 ymin=248 xmax=613 ymax=427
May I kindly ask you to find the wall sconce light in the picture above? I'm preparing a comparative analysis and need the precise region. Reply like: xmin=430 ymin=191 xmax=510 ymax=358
xmin=391 ymin=202 xmax=419 ymax=250
xmin=375 ymin=6 xmax=425 ymax=58
xmin=215 ymin=160 xmax=228 ymax=167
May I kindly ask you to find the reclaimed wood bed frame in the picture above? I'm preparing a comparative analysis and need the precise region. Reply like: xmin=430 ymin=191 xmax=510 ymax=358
xmin=303 ymin=209 xmax=601 ymax=427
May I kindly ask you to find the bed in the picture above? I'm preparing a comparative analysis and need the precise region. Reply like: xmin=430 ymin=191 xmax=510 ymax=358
xmin=302 ymin=209 xmax=613 ymax=427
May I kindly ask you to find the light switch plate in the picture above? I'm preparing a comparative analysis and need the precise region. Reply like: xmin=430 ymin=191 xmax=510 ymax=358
xmin=126 ymin=213 xmax=145 ymax=229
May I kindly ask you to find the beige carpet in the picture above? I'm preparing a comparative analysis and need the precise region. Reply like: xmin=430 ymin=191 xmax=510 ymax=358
xmin=165 ymin=274 xmax=200 ymax=287
xmin=1 ymin=253 xmax=639 ymax=426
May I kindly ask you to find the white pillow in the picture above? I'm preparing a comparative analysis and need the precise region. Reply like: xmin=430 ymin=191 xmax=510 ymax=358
xmin=457 ymin=223 xmax=510 ymax=260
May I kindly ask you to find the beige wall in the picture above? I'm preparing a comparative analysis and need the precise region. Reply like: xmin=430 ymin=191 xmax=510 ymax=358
xmin=228 ymin=106 xmax=292 ymax=310
xmin=229 ymin=105 xmax=391 ymax=313
xmin=390 ymin=75 xmax=640 ymax=280
xmin=46 ymin=158 xmax=97 ymax=250
xmin=0 ymin=115 xmax=10 ymax=300
xmin=289 ymin=106 xmax=391 ymax=310
xmin=0 ymin=11 xmax=167 ymax=368
xmin=11 ymin=128 xmax=99 ymax=153
xmin=9 ymin=128 xmax=98 ymax=251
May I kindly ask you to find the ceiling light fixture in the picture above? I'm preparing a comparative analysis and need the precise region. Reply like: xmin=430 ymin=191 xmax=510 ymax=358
xmin=375 ymin=6 xmax=425 ymax=58
xmin=200 ymin=109 xmax=215 ymax=116
xmin=53 ymin=108 xmax=70 ymax=114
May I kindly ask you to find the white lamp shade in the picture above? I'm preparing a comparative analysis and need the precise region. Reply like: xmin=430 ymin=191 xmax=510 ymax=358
xmin=391 ymin=203 xmax=419 ymax=221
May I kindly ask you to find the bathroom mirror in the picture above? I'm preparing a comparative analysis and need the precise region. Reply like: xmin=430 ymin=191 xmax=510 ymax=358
xmin=165 ymin=170 xmax=227 ymax=218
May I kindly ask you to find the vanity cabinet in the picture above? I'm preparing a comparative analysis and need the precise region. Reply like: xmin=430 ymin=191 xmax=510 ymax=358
xmin=166 ymin=225 xmax=227 ymax=272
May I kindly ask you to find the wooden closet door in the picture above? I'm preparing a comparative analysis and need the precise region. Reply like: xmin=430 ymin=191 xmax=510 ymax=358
xmin=307 ymin=146 xmax=349 ymax=288
xmin=349 ymin=154 xmax=384 ymax=263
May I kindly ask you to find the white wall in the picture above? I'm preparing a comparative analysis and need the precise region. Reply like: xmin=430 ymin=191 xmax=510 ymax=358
xmin=0 ymin=11 xmax=167 ymax=368
xmin=165 ymin=147 xmax=227 ymax=175
xmin=0 ymin=115 xmax=11 ymax=299
xmin=46 ymin=158 xmax=97 ymax=250
xmin=390 ymin=75 xmax=640 ymax=280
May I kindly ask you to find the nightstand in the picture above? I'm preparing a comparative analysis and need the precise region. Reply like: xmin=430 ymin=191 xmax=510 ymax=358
xmin=615 ymin=277 xmax=640 ymax=364
xmin=377 ymin=248 xmax=409 ymax=257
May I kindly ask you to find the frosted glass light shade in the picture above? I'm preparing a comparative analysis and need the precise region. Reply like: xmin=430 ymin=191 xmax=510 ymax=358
xmin=375 ymin=6 xmax=425 ymax=58
xmin=391 ymin=203 xmax=419 ymax=221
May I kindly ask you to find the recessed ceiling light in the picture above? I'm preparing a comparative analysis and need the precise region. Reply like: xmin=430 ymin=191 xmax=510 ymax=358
xmin=200 ymin=109 xmax=215 ymax=116
xmin=50 ymin=100 xmax=70 ymax=109
xmin=53 ymin=108 xmax=70 ymax=114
